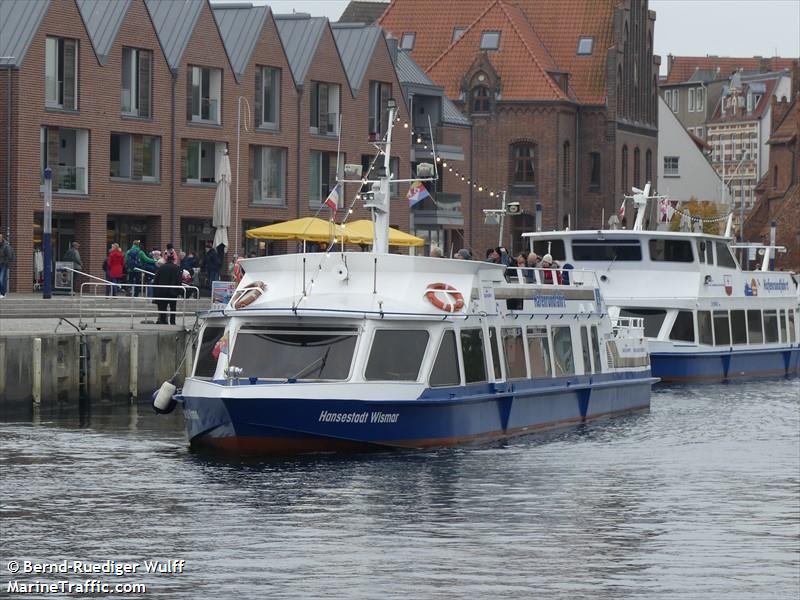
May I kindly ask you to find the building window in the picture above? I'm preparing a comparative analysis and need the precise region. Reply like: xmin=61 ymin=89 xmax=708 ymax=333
xmin=368 ymin=81 xmax=391 ymax=138
xmin=480 ymin=31 xmax=500 ymax=51
xmin=187 ymin=65 xmax=221 ymax=123
xmin=40 ymin=126 xmax=89 ymax=193
xmin=671 ymin=89 xmax=678 ymax=112
xmin=255 ymin=66 xmax=280 ymax=129
xmin=471 ymin=85 xmax=490 ymax=113
xmin=121 ymin=48 xmax=152 ymax=118
xmin=589 ymin=152 xmax=601 ymax=191
xmin=400 ymin=32 xmax=415 ymax=50
xmin=511 ymin=142 xmax=536 ymax=196
xmin=773 ymin=165 xmax=779 ymax=189
xmin=110 ymin=133 xmax=159 ymax=181
xmin=251 ymin=146 xmax=286 ymax=205
xmin=452 ymin=27 xmax=465 ymax=42
xmin=310 ymin=151 xmax=341 ymax=206
xmin=633 ymin=147 xmax=641 ymax=188
xmin=45 ymin=37 xmax=78 ymax=110
xmin=688 ymin=88 xmax=695 ymax=111
xmin=577 ymin=37 xmax=593 ymax=55
xmin=664 ymin=89 xmax=671 ymax=108
xmin=310 ymin=82 xmax=340 ymax=136
xmin=562 ymin=141 xmax=570 ymax=189
xmin=696 ymin=126 xmax=704 ymax=139
xmin=621 ymin=145 xmax=628 ymax=192
xmin=183 ymin=140 xmax=224 ymax=184
xmin=645 ymin=149 xmax=652 ymax=185
xmin=664 ymin=156 xmax=679 ymax=177
xmin=696 ymin=87 xmax=704 ymax=111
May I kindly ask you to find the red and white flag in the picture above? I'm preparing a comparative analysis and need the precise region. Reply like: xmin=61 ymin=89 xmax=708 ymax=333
xmin=618 ymin=198 xmax=626 ymax=220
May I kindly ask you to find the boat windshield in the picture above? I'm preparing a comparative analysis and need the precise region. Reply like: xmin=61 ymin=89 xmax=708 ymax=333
xmin=230 ymin=327 xmax=358 ymax=380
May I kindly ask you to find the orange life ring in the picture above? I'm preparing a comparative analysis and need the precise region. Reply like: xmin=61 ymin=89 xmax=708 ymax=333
xmin=425 ymin=283 xmax=465 ymax=313
xmin=231 ymin=280 xmax=267 ymax=310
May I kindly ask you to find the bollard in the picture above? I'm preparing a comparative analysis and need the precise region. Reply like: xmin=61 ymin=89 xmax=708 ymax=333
xmin=129 ymin=334 xmax=139 ymax=402
xmin=32 ymin=338 xmax=42 ymax=407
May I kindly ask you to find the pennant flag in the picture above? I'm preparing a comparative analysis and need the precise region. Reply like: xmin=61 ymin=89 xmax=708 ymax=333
xmin=618 ymin=198 xmax=626 ymax=220
xmin=324 ymin=184 xmax=340 ymax=213
xmin=407 ymin=180 xmax=430 ymax=207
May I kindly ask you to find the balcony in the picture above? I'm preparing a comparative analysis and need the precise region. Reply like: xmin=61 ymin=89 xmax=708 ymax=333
xmin=56 ymin=165 xmax=86 ymax=194
xmin=411 ymin=125 xmax=465 ymax=162
xmin=190 ymin=98 xmax=219 ymax=124
xmin=412 ymin=192 xmax=462 ymax=226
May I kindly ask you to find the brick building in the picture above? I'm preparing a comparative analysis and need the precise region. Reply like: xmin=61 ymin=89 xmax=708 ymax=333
xmin=380 ymin=0 xmax=660 ymax=253
xmin=0 ymin=0 xmax=419 ymax=293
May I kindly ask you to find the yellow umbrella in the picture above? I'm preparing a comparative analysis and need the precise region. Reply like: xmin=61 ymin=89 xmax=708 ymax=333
xmin=245 ymin=217 xmax=347 ymax=243
xmin=343 ymin=219 xmax=425 ymax=247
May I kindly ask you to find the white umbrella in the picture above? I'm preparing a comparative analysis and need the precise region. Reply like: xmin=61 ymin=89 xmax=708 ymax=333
xmin=213 ymin=150 xmax=231 ymax=249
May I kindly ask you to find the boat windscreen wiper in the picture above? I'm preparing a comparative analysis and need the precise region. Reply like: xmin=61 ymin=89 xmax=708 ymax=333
xmin=288 ymin=347 xmax=331 ymax=381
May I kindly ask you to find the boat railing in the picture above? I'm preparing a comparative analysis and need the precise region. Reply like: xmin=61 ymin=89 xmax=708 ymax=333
xmin=611 ymin=316 xmax=645 ymax=338
xmin=504 ymin=266 xmax=600 ymax=288
xmin=78 ymin=281 xmax=200 ymax=330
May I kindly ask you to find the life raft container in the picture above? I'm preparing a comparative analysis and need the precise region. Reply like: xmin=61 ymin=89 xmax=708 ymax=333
xmin=230 ymin=281 xmax=267 ymax=310
xmin=424 ymin=283 xmax=465 ymax=313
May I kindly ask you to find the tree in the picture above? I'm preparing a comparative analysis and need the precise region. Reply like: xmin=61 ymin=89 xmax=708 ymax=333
xmin=669 ymin=197 xmax=723 ymax=235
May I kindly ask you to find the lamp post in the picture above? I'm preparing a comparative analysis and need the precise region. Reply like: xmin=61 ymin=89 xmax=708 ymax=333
xmin=43 ymin=167 xmax=53 ymax=299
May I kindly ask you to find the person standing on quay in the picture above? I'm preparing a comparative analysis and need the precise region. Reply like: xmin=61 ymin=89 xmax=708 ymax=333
xmin=107 ymin=243 xmax=125 ymax=295
xmin=0 ymin=233 xmax=15 ymax=298
xmin=63 ymin=241 xmax=83 ymax=293
xmin=153 ymin=252 xmax=182 ymax=325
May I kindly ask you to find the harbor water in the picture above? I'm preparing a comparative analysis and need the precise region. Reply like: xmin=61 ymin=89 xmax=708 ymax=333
xmin=1 ymin=380 xmax=798 ymax=599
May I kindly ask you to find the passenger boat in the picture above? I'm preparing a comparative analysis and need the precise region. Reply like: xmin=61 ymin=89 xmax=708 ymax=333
xmin=524 ymin=188 xmax=799 ymax=383
xmin=154 ymin=104 xmax=656 ymax=454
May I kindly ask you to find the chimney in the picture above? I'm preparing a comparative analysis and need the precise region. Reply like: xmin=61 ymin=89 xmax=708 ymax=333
xmin=385 ymin=32 xmax=398 ymax=66
xmin=769 ymin=95 xmax=790 ymax=134
xmin=792 ymin=59 xmax=800 ymax=99
xmin=667 ymin=53 xmax=674 ymax=77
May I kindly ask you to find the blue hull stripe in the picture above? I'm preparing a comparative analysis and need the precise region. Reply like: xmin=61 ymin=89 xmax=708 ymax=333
xmin=652 ymin=347 xmax=800 ymax=383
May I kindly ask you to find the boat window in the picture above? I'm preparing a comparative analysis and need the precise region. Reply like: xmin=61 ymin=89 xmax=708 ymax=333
xmin=230 ymin=329 xmax=358 ymax=380
xmin=779 ymin=310 xmax=787 ymax=344
xmin=788 ymin=310 xmax=796 ymax=343
xmin=502 ymin=327 xmax=528 ymax=379
xmin=696 ymin=240 xmax=713 ymax=264
xmin=460 ymin=329 xmax=488 ymax=383
xmin=526 ymin=326 xmax=552 ymax=377
xmin=698 ymin=311 xmax=713 ymax=345
xmin=715 ymin=242 xmax=737 ymax=269
xmin=430 ymin=330 xmax=460 ymax=387
xmin=591 ymin=326 xmax=602 ymax=372
xmin=730 ymin=310 xmax=747 ymax=344
xmin=580 ymin=326 xmax=592 ymax=374
xmin=571 ymin=239 xmax=642 ymax=261
xmin=531 ymin=239 xmax=566 ymax=261
xmin=763 ymin=310 xmax=779 ymax=343
xmin=365 ymin=330 xmax=428 ymax=381
xmin=488 ymin=327 xmax=503 ymax=380
xmin=747 ymin=310 xmax=763 ymax=344
xmin=713 ymin=311 xmax=730 ymax=346
xmin=669 ymin=310 xmax=695 ymax=342
xmin=551 ymin=326 xmax=575 ymax=376
xmin=195 ymin=326 xmax=225 ymax=378
xmin=649 ymin=239 xmax=694 ymax=263
xmin=619 ymin=308 xmax=667 ymax=338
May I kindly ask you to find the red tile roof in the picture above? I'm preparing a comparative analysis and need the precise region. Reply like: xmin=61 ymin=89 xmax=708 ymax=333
xmin=426 ymin=1 xmax=567 ymax=102
xmin=664 ymin=56 xmax=796 ymax=85
xmin=380 ymin=0 xmax=617 ymax=104
xmin=769 ymin=95 xmax=799 ymax=145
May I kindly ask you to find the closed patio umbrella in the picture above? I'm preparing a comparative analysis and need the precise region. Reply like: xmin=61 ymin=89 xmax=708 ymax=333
xmin=213 ymin=150 xmax=231 ymax=250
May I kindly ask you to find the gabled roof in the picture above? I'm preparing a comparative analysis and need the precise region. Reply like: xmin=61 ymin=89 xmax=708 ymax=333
xmin=427 ymin=0 xmax=567 ymax=102
xmin=212 ymin=3 xmax=269 ymax=82
xmin=708 ymin=79 xmax=778 ymax=124
xmin=395 ymin=49 xmax=437 ymax=88
xmin=0 ymin=0 xmax=50 ymax=67
xmin=665 ymin=56 xmax=796 ymax=85
xmin=331 ymin=23 xmax=382 ymax=94
xmin=274 ymin=14 xmax=328 ymax=86
xmin=76 ymin=0 xmax=131 ymax=65
xmin=338 ymin=0 xmax=389 ymax=25
xmin=769 ymin=95 xmax=798 ymax=145
xmin=144 ymin=0 xmax=204 ymax=72
xmin=380 ymin=0 xmax=615 ymax=105
xmin=442 ymin=96 xmax=470 ymax=126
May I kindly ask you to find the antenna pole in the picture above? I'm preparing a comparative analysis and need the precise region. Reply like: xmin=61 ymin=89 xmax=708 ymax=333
xmin=372 ymin=103 xmax=396 ymax=254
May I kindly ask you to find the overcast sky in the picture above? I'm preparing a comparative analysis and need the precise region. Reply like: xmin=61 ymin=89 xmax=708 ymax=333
xmin=230 ymin=0 xmax=799 ymax=74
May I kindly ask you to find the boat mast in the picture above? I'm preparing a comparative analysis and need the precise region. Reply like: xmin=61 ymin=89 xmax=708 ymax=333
xmin=369 ymin=100 xmax=397 ymax=255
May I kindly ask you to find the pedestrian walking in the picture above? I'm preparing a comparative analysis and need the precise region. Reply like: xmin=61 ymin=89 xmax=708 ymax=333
xmin=63 ymin=241 xmax=83 ymax=293
xmin=0 ymin=233 xmax=15 ymax=298
xmin=107 ymin=243 xmax=125 ymax=295
xmin=153 ymin=252 xmax=182 ymax=325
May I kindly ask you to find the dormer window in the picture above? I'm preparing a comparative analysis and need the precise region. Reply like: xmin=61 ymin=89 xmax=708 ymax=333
xmin=400 ymin=32 xmax=415 ymax=50
xmin=480 ymin=31 xmax=500 ymax=51
xmin=452 ymin=27 xmax=465 ymax=43
xmin=577 ymin=37 xmax=593 ymax=55
xmin=471 ymin=85 xmax=490 ymax=113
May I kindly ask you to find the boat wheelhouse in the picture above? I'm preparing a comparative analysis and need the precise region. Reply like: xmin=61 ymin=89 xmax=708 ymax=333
xmin=524 ymin=226 xmax=799 ymax=383
xmin=176 ymin=252 xmax=654 ymax=453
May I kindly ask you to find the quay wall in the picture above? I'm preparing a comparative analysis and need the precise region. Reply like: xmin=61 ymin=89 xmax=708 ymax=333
xmin=0 ymin=330 xmax=190 ymax=412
